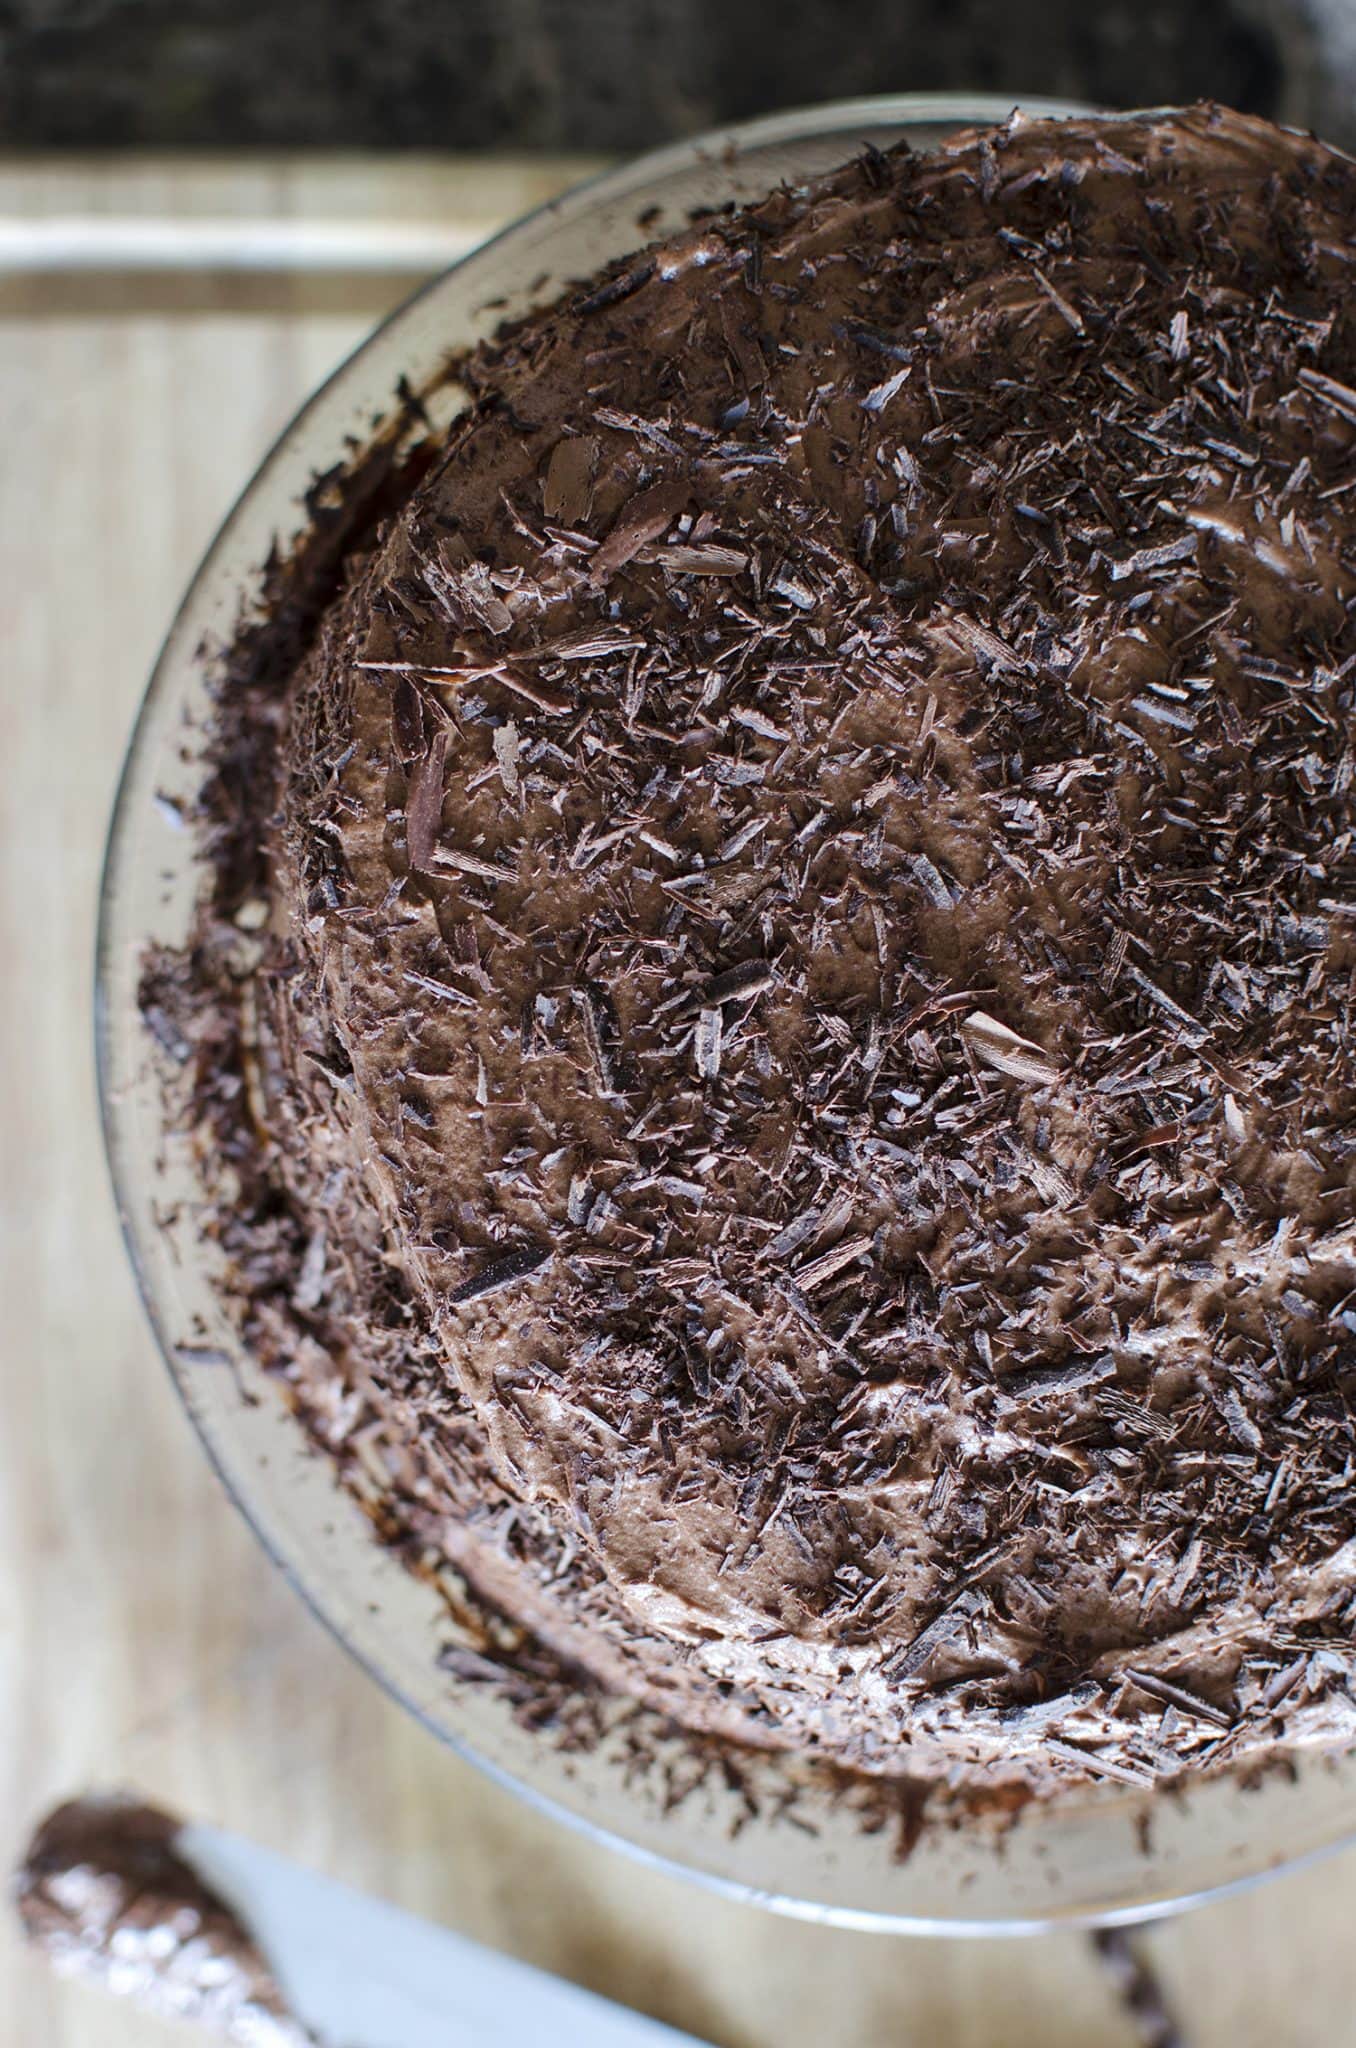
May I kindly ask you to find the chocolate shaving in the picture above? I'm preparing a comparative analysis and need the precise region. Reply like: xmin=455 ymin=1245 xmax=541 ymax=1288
xmin=405 ymin=727 xmax=448 ymax=872
xmin=695 ymin=1006 xmax=723 ymax=1080
xmin=588 ymin=480 xmax=691 ymax=589
xmin=888 ymin=1591 xmax=984 ymax=1683
xmin=1001 ymin=1355 xmax=1116 ymax=1402
xmin=961 ymin=1010 xmax=1062 ymax=1086
xmin=1297 ymin=365 xmax=1356 ymax=425
xmin=1123 ymin=1668 xmax=1233 ymax=1728
xmin=706 ymin=960 xmax=775 ymax=1004
xmin=793 ymin=1233 xmax=872 ymax=1294
xmin=542 ymin=435 xmax=597 ymax=524
xmin=451 ymin=1243 xmax=551 ymax=1303
xmin=574 ymin=260 xmax=657 ymax=317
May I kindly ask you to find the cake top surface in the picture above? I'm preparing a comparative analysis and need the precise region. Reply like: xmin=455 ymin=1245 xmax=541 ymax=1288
xmin=178 ymin=104 xmax=1356 ymax=1797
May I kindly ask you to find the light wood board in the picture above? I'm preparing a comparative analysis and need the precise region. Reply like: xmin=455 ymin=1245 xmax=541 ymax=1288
xmin=2 ymin=154 xmax=1354 ymax=2048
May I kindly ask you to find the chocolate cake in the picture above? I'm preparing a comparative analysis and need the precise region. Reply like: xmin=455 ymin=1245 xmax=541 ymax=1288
xmin=151 ymin=105 xmax=1356 ymax=1805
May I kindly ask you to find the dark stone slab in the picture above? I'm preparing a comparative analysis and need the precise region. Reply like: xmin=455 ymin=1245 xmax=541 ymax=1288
xmin=0 ymin=0 xmax=1349 ymax=152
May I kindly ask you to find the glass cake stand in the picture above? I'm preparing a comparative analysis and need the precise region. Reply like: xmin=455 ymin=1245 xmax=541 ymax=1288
xmin=96 ymin=92 xmax=1356 ymax=1934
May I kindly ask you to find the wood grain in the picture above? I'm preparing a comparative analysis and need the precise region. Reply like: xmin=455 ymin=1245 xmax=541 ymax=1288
xmin=2 ymin=156 xmax=1354 ymax=2048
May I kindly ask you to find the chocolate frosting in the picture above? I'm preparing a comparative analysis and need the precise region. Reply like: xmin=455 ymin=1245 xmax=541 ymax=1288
xmin=162 ymin=105 xmax=1356 ymax=1800
xmin=15 ymin=1798 xmax=310 ymax=2043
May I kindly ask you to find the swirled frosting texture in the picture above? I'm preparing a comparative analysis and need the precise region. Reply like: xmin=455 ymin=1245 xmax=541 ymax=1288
xmin=203 ymin=107 xmax=1356 ymax=1793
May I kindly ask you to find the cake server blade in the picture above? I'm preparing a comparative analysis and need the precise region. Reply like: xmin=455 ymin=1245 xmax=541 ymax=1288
xmin=180 ymin=1818 xmax=707 ymax=2048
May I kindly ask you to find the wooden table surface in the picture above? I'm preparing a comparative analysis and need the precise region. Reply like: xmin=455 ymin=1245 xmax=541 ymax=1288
xmin=3 ymin=154 xmax=1355 ymax=2048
